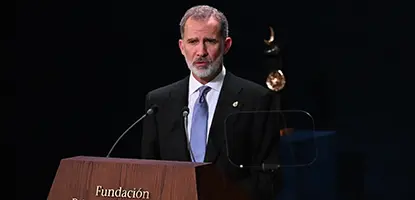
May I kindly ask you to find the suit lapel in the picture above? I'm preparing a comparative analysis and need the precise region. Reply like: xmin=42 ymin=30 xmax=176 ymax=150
xmin=205 ymin=72 xmax=243 ymax=163
xmin=165 ymin=77 xmax=191 ymax=161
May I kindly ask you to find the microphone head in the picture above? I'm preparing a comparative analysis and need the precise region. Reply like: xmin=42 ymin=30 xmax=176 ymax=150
xmin=182 ymin=106 xmax=189 ymax=117
xmin=146 ymin=105 xmax=159 ymax=115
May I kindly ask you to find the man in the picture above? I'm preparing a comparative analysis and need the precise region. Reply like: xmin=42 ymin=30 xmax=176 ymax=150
xmin=141 ymin=5 xmax=282 ymax=200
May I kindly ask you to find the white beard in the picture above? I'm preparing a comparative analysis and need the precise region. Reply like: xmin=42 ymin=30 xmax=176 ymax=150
xmin=186 ymin=54 xmax=223 ymax=78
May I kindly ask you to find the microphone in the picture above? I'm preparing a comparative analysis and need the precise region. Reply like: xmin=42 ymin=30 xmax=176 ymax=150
xmin=106 ymin=105 xmax=159 ymax=157
xmin=181 ymin=106 xmax=195 ymax=162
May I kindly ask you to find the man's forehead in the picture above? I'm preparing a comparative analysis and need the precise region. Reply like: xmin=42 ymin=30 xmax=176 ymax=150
xmin=185 ymin=17 xmax=219 ymax=30
xmin=187 ymin=16 xmax=218 ymax=25
xmin=183 ymin=17 xmax=220 ymax=38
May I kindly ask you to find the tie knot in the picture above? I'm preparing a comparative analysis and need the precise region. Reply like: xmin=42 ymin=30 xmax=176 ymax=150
xmin=198 ymin=85 xmax=211 ymax=102
xmin=199 ymin=85 xmax=211 ymax=95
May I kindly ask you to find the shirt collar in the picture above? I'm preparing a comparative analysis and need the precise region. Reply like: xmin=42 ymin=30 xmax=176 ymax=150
xmin=189 ymin=65 xmax=226 ymax=95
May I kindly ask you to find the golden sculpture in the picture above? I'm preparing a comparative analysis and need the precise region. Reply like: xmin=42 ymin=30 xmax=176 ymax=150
xmin=264 ymin=26 xmax=275 ymax=46
xmin=264 ymin=26 xmax=285 ymax=91
xmin=266 ymin=70 xmax=286 ymax=92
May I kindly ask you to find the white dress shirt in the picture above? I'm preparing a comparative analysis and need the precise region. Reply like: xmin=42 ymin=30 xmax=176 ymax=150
xmin=187 ymin=66 xmax=226 ymax=143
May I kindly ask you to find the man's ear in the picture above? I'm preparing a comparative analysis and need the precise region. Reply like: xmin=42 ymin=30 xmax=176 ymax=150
xmin=178 ymin=39 xmax=185 ymax=55
xmin=223 ymin=37 xmax=232 ymax=54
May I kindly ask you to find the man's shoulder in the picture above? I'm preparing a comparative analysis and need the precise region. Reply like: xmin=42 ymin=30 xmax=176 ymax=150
xmin=230 ymin=73 xmax=269 ymax=95
xmin=230 ymin=73 xmax=280 ymax=110
xmin=146 ymin=76 xmax=188 ymax=99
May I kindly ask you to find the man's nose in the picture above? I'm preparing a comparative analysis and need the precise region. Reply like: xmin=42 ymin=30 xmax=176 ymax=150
xmin=196 ymin=44 xmax=208 ymax=57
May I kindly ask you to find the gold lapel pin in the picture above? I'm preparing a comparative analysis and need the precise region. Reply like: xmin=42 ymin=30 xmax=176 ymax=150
xmin=232 ymin=101 xmax=238 ymax=108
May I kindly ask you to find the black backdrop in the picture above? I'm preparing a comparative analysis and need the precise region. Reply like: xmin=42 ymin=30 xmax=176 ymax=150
xmin=13 ymin=0 xmax=414 ymax=199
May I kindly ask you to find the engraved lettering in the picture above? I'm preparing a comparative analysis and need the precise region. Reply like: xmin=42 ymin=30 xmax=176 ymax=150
xmin=94 ymin=185 xmax=150 ymax=199
xmin=115 ymin=187 xmax=122 ymax=197
xmin=135 ymin=188 xmax=142 ymax=198
xmin=127 ymin=190 xmax=134 ymax=198
xmin=121 ymin=189 xmax=127 ymax=197
xmin=143 ymin=190 xmax=150 ymax=199
xmin=96 ymin=185 xmax=102 ymax=196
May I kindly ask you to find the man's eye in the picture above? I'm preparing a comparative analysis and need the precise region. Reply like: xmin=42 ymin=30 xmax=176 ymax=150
xmin=205 ymin=39 xmax=218 ymax=44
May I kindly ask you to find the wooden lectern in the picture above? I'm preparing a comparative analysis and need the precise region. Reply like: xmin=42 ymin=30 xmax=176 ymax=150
xmin=48 ymin=156 xmax=251 ymax=200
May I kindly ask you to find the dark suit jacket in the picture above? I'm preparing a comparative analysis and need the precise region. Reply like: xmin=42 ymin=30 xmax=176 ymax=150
xmin=141 ymin=71 xmax=282 ymax=200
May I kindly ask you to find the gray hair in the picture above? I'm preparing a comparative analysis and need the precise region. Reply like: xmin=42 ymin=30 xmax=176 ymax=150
xmin=179 ymin=5 xmax=229 ymax=39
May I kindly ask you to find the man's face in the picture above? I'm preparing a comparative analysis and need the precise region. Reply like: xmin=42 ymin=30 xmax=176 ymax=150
xmin=179 ymin=17 xmax=232 ymax=80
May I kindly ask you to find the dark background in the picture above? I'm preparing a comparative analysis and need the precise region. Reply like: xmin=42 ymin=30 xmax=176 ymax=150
xmin=11 ymin=0 xmax=413 ymax=199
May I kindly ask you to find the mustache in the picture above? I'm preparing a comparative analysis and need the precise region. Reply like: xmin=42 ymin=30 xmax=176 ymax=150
xmin=194 ymin=57 xmax=211 ymax=63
